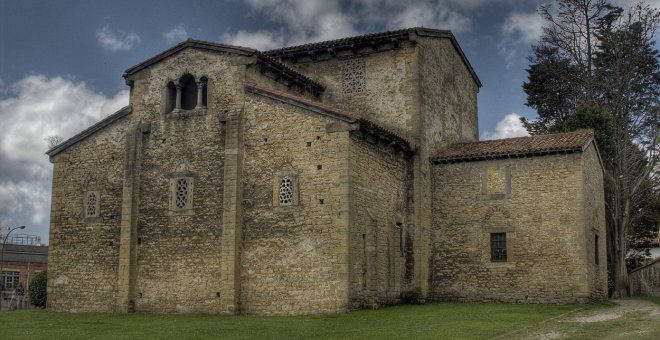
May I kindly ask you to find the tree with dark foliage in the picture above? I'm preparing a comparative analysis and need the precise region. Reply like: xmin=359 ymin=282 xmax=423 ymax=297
xmin=523 ymin=0 xmax=659 ymax=297
xmin=28 ymin=270 xmax=47 ymax=308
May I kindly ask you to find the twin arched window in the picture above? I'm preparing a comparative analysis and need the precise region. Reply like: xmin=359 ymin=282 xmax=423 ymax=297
xmin=165 ymin=75 xmax=208 ymax=113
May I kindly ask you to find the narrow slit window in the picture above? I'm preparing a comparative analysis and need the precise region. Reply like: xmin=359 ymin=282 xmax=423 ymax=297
xmin=595 ymin=235 xmax=599 ymax=265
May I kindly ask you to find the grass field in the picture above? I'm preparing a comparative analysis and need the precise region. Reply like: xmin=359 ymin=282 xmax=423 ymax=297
xmin=0 ymin=301 xmax=635 ymax=339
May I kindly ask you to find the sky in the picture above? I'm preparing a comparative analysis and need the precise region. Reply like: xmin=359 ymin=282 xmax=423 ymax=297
xmin=0 ymin=0 xmax=658 ymax=243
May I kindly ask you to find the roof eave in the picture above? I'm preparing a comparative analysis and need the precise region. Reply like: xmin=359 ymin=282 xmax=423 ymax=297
xmin=431 ymin=147 xmax=583 ymax=165
xmin=123 ymin=39 xmax=258 ymax=80
xmin=46 ymin=105 xmax=132 ymax=158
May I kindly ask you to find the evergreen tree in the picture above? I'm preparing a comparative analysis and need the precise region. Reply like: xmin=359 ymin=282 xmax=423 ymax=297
xmin=523 ymin=1 xmax=660 ymax=297
xmin=28 ymin=270 xmax=47 ymax=308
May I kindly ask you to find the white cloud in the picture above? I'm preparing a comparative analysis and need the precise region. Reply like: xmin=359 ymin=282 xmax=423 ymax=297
xmin=239 ymin=0 xmax=358 ymax=46
xmin=502 ymin=11 xmax=544 ymax=44
xmin=0 ymin=75 xmax=129 ymax=241
xmin=614 ymin=0 xmax=660 ymax=8
xmin=498 ymin=10 xmax=544 ymax=68
xmin=163 ymin=24 xmax=190 ymax=45
xmin=480 ymin=113 xmax=530 ymax=140
xmin=0 ymin=75 xmax=128 ymax=164
xmin=96 ymin=26 xmax=141 ymax=52
xmin=227 ymin=0 xmax=477 ymax=49
xmin=223 ymin=30 xmax=287 ymax=50
xmin=388 ymin=2 xmax=472 ymax=33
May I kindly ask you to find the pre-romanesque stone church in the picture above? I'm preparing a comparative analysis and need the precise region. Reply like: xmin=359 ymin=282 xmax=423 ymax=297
xmin=47 ymin=28 xmax=607 ymax=315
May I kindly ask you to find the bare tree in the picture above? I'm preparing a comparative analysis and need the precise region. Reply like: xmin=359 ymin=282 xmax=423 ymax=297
xmin=539 ymin=0 xmax=619 ymax=101
xmin=45 ymin=135 xmax=64 ymax=150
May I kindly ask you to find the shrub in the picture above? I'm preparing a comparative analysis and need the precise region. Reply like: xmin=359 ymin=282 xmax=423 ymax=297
xmin=29 ymin=270 xmax=47 ymax=308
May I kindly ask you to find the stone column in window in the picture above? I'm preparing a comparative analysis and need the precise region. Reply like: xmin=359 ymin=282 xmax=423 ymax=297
xmin=195 ymin=80 xmax=206 ymax=109
xmin=174 ymin=83 xmax=182 ymax=112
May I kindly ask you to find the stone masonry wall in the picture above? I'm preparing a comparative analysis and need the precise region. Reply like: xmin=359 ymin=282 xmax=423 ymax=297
xmin=430 ymin=152 xmax=597 ymax=303
xmin=245 ymin=64 xmax=317 ymax=101
xmin=284 ymin=43 xmax=419 ymax=142
xmin=348 ymin=134 xmax=409 ymax=308
xmin=48 ymin=115 xmax=131 ymax=312
xmin=125 ymin=48 xmax=245 ymax=313
xmin=417 ymin=37 xmax=478 ymax=154
xmin=239 ymin=92 xmax=350 ymax=315
xmin=581 ymin=144 xmax=607 ymax=300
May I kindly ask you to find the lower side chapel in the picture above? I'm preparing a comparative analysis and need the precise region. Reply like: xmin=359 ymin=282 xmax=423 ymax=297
xmin=46 ymin=28 xmax=607 ymax=315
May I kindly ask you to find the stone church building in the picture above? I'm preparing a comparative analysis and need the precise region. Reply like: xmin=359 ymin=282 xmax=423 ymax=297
xmin=46 ymin=28 xmax=607 ymax=315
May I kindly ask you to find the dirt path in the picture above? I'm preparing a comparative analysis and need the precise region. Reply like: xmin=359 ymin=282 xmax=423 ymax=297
xmin=510 ymin=299 xmax=660 ymax=339
xmin=568 ymin=299 xmax=660 ymax=323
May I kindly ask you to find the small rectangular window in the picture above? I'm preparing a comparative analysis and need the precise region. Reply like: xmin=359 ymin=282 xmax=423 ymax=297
xmin=1 ymin=271 xmax=20 ymax=289
xmin=491 ymin=232 xmax=507 ymax=262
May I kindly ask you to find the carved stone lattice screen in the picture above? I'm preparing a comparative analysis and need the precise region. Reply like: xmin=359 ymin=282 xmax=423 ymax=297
xmin=343 ymin=58 xmax=365 ymax=94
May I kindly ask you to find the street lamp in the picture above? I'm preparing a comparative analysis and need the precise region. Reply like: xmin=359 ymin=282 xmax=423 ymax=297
xmin=0 ymin=225 xmax=26 ymax=312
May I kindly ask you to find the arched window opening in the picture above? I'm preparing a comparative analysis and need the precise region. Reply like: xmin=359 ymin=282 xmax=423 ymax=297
xmin=165 ymin=81 xmax=176 ymax=113
xmin=180 ymin=74 xmax=197 ymax=110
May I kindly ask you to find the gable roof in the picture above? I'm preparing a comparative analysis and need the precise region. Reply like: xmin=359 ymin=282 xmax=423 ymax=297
xmin=123 ymin=39 xmax=324 ymax=94
xmin=46 ymin=105 xmax=132 ymax=158
xmin=245 ymin=83 xmax=412 ymax=154
xmin=431 ymin=130 xmax=596 ymax=164
xmin=265 ymin=27 xmax=481 ymax=88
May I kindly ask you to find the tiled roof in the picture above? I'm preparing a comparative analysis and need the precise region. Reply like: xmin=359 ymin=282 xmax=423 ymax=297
xmin=431 ymin=130 xmax=595 ymax=164
xmin=46 ymin=106 xmax=132 ymax=157
xmin=265 ymin=27 xmax=481 ymax=88
xmin=124 ymin=39 xmax=256 ymax=77
xmin=123 ymin=39 xmax=324 ymax=92
xmin=265 ymin=28 xmax=415 ymax=55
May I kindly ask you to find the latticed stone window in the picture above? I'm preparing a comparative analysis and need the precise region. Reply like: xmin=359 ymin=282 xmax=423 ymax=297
xmin=279 ymin=176 xmax=294 ymax=206
xmin=84 ymin=191 xmax=100 ymax=218
xmin=274 ymin=171 xmax=298 ymax=208
xmin=175 ymin=178 xmax=189 ymax=209
xmin=490 ymin=232 xmax=507 ymax=262
xmin=343 ymin=58 xmax=366 ymax=94
xmin=170 ymin=177 xmax=194 ymax=213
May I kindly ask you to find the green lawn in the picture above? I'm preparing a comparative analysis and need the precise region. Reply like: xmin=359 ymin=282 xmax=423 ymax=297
xmin=0 ymin=302 xmax=612 ymax=340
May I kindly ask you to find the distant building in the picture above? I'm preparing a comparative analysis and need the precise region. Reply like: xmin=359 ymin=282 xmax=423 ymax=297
xmin=0 ymin=237 xmax=48 ymax=311
xmin=46 ymin=27 xmax=607 ymax=315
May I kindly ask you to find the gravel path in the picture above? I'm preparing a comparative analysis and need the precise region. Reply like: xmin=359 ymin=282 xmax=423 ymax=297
xmin=568 ymin=299 xmax=660 ymax=323
xmin=511 ymin=299 xmax=660 ymax=339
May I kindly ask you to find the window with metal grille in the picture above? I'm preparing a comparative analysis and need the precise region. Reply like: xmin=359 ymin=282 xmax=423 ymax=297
xmin=1 ymin=271 xmax=20 ymax=289
xmin=279 ymin=176 xmax=294 ymax=206
xmin=175 ymin=178 xmax=188 ymax=209
xmin=490 ymin=232 xmax=507 ymax=262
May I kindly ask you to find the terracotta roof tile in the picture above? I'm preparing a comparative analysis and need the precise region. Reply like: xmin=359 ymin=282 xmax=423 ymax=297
xmin=431 ymin=130 xmax=594 ymax=164
xmin=265 ymin=27 xmax=481 ymax=88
